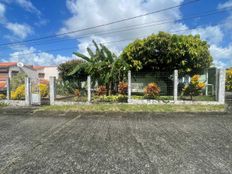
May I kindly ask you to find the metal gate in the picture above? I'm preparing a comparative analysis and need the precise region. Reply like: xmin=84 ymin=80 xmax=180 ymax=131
xmin=31 ymin=78 xmax=41 ymax=105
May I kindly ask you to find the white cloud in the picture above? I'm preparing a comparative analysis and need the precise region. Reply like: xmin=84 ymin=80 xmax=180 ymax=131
xmin=0 ymin=3 xmax=5 ymax=20
xmin=2 ymin=0 xmax=41 ymax=16
xmin=218 ymin=0 xmax=232 ymax=30
xmin=59 ymin=0 xmax=185 ymax=54
xmin=190 ymin=26 xmax=224 ymax=45
xmin=210 ymin=44 xmax=232 ymax=68
xmin=218 ymin=0 xmax=232 ymax=9
xmin=5 ymin=22 xmax=32 ymax=39
xmin=9 ymin=47 xmax=74 ymax=65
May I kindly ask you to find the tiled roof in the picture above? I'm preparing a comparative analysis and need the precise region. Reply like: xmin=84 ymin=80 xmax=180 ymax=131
xmin=0 ymin=62 xmax=17 ymax=67
xmin=32 ymin=66 xmax=46 ymax=70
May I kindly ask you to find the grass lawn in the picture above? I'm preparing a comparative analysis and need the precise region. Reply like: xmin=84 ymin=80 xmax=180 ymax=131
xmin=38 ymin=104 xmax=225 ymax=112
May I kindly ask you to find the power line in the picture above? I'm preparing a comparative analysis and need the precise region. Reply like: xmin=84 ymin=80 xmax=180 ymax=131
xmin=1 ymin=6 xmax=230 ymax=50
xmin=0 ymin=0 xmax=199 ymax=47
xmin=4 ymin=22 xmax=226 ymax=58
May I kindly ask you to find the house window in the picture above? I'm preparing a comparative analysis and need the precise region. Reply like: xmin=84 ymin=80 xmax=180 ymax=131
xmin=11 ymin=71 xmax=19 ymax=77
xmin=38 ymin=73 xmax=45 ymax=78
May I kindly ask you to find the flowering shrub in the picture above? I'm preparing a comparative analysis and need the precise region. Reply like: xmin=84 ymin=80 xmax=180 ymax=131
xmin=11 ymin=84 xmax=25 ymax=100
xmin=96 ymin=85 xmax=107 ymax=96
xmin=39 ymin=84 xmax=48 ymax=98
xmin=0 ymin=94 xmax=6 ymax=100
xmin=144 ymin=82 xmax=160 ymax=99
xmin=182 ymin=75 xmax=206 ymax=100
xmin=11 ymin=84 xmax=48 ymax=100
xmin=226 ymin=68 xmax=232 ymax=91
xmin=118 ymin=81 xmax=128 ymax=95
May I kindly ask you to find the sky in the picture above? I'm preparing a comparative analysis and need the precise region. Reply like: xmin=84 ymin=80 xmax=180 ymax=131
xmin=0 ymin=0 xmax=232 ymax=68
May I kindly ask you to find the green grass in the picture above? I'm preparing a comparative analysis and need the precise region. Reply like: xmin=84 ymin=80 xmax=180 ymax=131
xmin=38 ymin=104 xmax=225 ymax=112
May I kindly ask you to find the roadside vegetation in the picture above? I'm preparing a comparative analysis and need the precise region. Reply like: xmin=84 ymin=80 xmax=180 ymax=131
xmin=56 ymin=32 xmax=213 ymax=102
xmin=39 ymin=104 xmax=225 ymax=112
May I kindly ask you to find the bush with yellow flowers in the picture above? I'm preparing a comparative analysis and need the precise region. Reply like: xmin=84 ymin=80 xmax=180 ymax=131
xmin=11 ymin=84 xmax=48 ymax=100
xmin=11 ymin=84 xmax=25 ymax=100
xmin=182 ymin=75 xmax=206 ymax=100
xmin=39 ymin=84 xmax=48 ymax=98
xmin=144 ymin=82 xmax=160 ymax=99
xmin=226 ymin=68 xmax=232 ymax=92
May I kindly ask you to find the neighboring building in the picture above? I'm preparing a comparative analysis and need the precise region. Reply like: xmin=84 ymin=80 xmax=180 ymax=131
xmin=0 ymin=62 xmax=59 ymax=91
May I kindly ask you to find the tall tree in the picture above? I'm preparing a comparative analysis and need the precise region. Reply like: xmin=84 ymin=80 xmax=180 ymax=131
xmin=121 ymin=32 xmax=213 ymax=76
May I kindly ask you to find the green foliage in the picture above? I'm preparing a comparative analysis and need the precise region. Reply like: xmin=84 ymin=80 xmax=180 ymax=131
xmin=0 ymin=102 xmax=8 ymax=107
xmin=182 ymin=75 xmax=206 ymax=100
xmin=70 ymin=40 xmax=129 ymax=95
xmin=144 ymin=82 xmax=160 ymax=99
xmin=93 ymin=95 xmax=128 ymax=103
xmin=226 ymin=68 xmax=232 ymax=92
xmin=58 ymin=59 xmax=87 ymax=86
xmin=56 ymin=79 xmax=84 ymax=96
xmin=0 ymin=94 xmax=6 ymax=100
xmin=121 ymin=32 xmax=213 ymax=75
xmin=11 ymin=72 xmax=27 ymax=91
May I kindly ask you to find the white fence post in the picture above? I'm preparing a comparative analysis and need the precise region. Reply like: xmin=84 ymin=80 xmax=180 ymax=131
xmin=218 ymin=69 xmax=226 ymax=104
xmin=25 ymin=77 xmax=31 ymax=106
xmin=205 ymin=69 xmax=209 ymax=96
xmin=173 ymin=70 xmax=178 ymax=103
xmin=6 ymin=78 xmax=11 ymax=100
xmin=87 ymin=75 xmax=91 ymax=103
xmin=49 ymin=76 xmax=56 ymax=105
xmin=128 ymin=71 xmax=131 ymax=102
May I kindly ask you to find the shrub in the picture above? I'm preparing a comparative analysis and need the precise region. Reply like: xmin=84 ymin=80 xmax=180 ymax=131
xmin=93 ymin=95 xmax=127 ymax=103
xmin=226 ymin=68 xmax=232 ymax=91
xmin=96 ymin=85 xmax=107 ymax=96
xmin=118 ymin=81 xmax=128 ymax=95
xmin=39 ymin=84 xmax=48 ymax=98
xmin=11 ymin=84 xmax=25 ymax=100
xmin=11 ymin=72 xmax=26 ymax=91
xmin=0 ymin=94 xmax=6 ymax=100
xmin=144 ymin=83 xmax=160 ymax=99
xmin=182 ymin=75 xmax=205 ymax=100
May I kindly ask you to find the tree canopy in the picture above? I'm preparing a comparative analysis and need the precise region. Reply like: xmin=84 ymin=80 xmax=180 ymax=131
xmin=121 ymin=32 xmax=213 ymax=75
xmin=58 ymin=59 xmax=86 ymax=82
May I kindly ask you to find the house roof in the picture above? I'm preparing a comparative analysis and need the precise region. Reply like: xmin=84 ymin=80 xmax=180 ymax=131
xmin=0 ymin=62 xmax=17 ymax=67
xmin=32 ymin=66 xmax=46 ymax=70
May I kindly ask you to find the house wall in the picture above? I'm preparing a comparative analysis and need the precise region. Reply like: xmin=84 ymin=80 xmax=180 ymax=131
xmin=43 ymin=67 xmax=59 ymax=80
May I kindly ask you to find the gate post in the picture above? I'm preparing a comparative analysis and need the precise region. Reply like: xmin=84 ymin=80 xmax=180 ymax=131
xmin=25 ymin=77 xmax=31 ymax=106
xmin=173 ymin=70 xmax=178 ymax=103
xmin=128 ymin=71 xmax=132 ymax=102
xmin=6 ymin=78 xmax=11 ymax=100
xmin=49 ymin=76 xmax=56 ymax=105
xmin=218 ymin=69 xmax=226 ymax=104
xmin=87 ymin=75 xmax=91 ymax=103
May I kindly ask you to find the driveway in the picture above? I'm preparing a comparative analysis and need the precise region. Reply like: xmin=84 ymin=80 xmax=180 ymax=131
xmin=0 ymin=108 xmax=232 ymax=174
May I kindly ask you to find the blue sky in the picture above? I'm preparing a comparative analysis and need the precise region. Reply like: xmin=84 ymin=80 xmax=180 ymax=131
xmin=0 ymin=0 xmax=232 ymax=67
